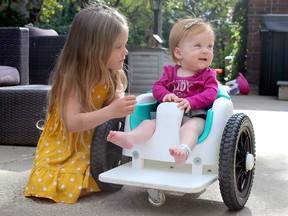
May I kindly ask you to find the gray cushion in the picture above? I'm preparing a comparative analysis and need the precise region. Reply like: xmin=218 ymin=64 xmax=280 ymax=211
xmin=0 ymin=66 xmax=20 ymax=86
xmin=25 ymin=25 xmax=58 ymax=36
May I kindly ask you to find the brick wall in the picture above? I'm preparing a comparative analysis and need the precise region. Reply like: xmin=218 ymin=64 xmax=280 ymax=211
xmin=247 ymin=0 xmax=288 ymax=88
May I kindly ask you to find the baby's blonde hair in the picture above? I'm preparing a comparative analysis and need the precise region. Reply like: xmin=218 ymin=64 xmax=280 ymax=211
xmin=169 ymin=18 xmax=214 ymax=63
xmin=48 ymin=3 xmax=128 ymax=117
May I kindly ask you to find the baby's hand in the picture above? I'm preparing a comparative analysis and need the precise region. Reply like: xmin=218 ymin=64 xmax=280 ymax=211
xmin=163 ymin=93 xmax=179 ymax=102
xmin=109 ymin=95 xmax=136 ymax=118
xmin=176 ymin=98 xmax=191 ymax=113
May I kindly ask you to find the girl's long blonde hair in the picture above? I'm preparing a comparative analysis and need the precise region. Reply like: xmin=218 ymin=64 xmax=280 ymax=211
xmin=47 ymin=4 xmax=128 ymax=119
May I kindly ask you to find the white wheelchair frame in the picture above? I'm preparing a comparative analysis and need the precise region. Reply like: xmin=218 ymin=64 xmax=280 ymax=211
xmin=98 ymin=88 xmax=253 ymax=207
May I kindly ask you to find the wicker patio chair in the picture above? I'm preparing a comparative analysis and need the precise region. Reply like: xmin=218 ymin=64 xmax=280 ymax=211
xmin=0 ymin=27 xmax=50 ymax=146
xmin=0 ymin=27 xmax=29 ymax=85
xmin=29 ymin=35 xmax=66 ymax=84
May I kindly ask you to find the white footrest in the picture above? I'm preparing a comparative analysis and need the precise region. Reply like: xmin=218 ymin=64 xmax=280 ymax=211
xmin=99 ymin=161 xmax=218 ymax=193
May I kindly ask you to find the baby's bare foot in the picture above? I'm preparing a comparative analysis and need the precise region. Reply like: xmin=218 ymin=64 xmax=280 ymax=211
xmin=169 ymin=147 xmax=187 ymax=166
xmin=107 ymin=131 xmax=134 ymax=149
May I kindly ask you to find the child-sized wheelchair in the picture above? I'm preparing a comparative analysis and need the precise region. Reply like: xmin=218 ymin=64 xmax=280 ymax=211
xmin=90 ymin=85 xmax=256 ymax=211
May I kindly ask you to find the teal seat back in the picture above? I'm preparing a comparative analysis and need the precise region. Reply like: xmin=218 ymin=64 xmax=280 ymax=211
xmin=130 ymin=100 xmax=159 ymax=130
xmin=129 ymin=84 xmax=230 ymax=143
xmin=197 ymin=84 xmax=230 ymax=143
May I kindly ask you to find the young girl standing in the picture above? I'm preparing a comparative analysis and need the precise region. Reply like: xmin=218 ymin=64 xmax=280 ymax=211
xmin=108 ymin=18 xmax=218 ymax=166
xmin=25 ymin=3 xmax=136 ymax=204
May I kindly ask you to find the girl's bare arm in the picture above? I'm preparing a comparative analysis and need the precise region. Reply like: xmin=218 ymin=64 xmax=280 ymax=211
xmin=63 ymin=92 xmax=136 ymax=132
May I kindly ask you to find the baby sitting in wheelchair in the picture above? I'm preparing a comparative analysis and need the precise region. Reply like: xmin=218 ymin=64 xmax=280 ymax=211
xmin=107 ymin=18 xmax=218 ymax=166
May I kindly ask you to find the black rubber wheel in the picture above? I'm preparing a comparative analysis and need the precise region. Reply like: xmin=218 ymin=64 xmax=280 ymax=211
xmin=90 ymin=117 xmax=130 ymax=192
xmin=218 ymin=113 xmax=256 ymax=211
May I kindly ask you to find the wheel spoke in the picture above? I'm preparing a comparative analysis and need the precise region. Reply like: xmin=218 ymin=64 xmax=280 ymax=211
xmin=106 ymin=145 xmax=120 ymax=156
xmin=237 ymin=168 xmax=249 ymax=192
xmin=236 ymin=139 xmax=245 ymax=167
xmin=236 ymin=159 xmax=244 ymax=168
xmin=106 ymin=146 xmax=121 ymax=168
xmin=244 ymin=134 xmax=250 ymax=152
xmin=236 ymin=129 xmax=253 ymax=193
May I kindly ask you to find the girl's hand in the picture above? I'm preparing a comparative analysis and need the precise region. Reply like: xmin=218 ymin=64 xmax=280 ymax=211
xmin=108 ymin=95 xmax=136 ymax=118
xmin=63 ymin=92 xmax=136 ymax=132
xmin=176 ymin=98 xmax=191 ymax=113
xmin=163 ymin=93 xmax=179 ymax=102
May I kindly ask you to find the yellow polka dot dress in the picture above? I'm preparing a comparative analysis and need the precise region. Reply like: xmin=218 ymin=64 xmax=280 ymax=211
xmin=25 ymin=84 xmax=109 ymax=204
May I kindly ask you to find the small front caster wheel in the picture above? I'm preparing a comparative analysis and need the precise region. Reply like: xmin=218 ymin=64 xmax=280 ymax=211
xmin=148 ymin=190 xmax=166 ymax=207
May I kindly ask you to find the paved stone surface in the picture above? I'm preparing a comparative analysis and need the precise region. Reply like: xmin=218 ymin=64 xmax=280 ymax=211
xmin=0 ymin=94 xmax=288 ymax=216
